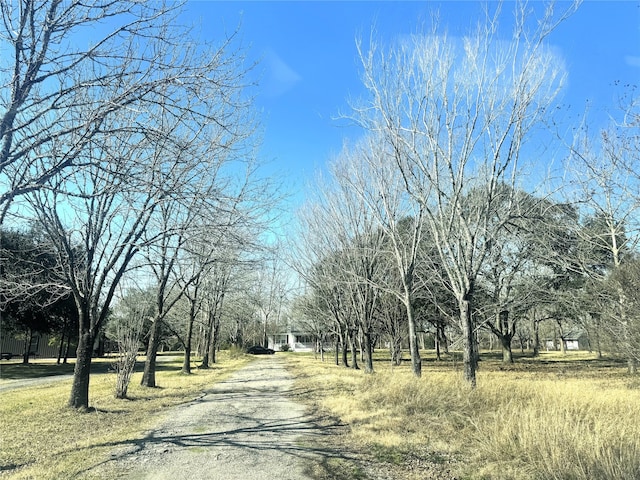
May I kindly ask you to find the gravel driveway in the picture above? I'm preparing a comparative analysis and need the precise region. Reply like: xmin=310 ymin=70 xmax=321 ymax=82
xmin=93 ymin=357 xmax=344 ymax=480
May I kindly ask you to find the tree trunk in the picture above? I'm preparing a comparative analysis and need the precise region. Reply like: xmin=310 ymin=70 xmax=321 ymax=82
xmin=63 ymin=334 xmax=72 ymax=364
xmin=181 ymin=306 xmax=196 ymax=374
xmin=628 ymin=357 xmax=638 ymax=375
xmin=210 ymin=317 xmax=220 ymax=364
xmin=209 ymin=327 xmax=218 ymax=364
xmin=200 ymin=326 xmax=211 ymax=369
xmin=472 ymin=327 xmax=480 ymax=366
xmin=334 ymin=337 xmax=339 ymax=365
xmin=200 ymin=311 xmax=213 ymax=369
xmin=460 ymin=297 xmax=477 ymax=387
xmin=532 ymin=316 xmax=540 ymax=357
xmin=405 ymin=297 xmax=421 ymax=378
xmin=262 ymin=316 xmax=268 ymax=348
xmin=498 ymin=310 xmax=514 ymax=364
xmin=68 ymin=331 xmax=93 ymax=410
xmin=342 ymin=340 xmax=349 ymax=367
xmin=22 ymin=327 xmax=33 ymax=365
xmin=339 ymin=330 xmax=349 ymax=367
xmin=390 ymin=334 xmax=403 ymax=366
xmin=362 ymin=331 xmax=374 ymax=373
xmin=57 ymin=323 xmax=67 ymax=365
xmin=181 ymin=345 xmax=192 ymax=375
xmin=595 ymin=328 xmax=602 ymax=359
xmin=435 ymin=321 xmax=446 ymax=361
xmin=141 ymin=317 xmax=160 ymax=387
xmin=500 ymin=334 xmax=514 ymax=363
xmin=349 ymin=329 xmax=359 ymax=370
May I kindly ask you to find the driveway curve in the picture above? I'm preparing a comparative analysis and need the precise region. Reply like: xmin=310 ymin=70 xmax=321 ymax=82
xmin=93 ymin=357 xmax=343 ymax=480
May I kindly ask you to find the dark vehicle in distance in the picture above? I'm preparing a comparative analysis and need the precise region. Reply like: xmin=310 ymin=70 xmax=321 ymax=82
xmin=247 ymin=346 xmax=275 ymax=355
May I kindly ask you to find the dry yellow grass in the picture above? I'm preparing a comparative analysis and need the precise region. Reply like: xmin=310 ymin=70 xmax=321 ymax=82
xmin=285 ymin=352 xmax=640 ymax=480
xmin=0 ymin=353 xmax=250 ymax=480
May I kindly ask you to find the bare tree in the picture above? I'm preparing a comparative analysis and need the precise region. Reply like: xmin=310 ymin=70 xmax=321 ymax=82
xmin=334 ymin=136 xmax=426 ymax=377
xmin=295 ymin=164 xmax=388 ymax=373
xmin=605 ymin=258 xmax=640 ymax=369
xmin=138 ymin=173 xmax=244 ymax=385
xmin=293 ymin=194 xmax=356 ymax=368
xmin=108 ymin=286 xmax=153 ymax=399
xmin=177 ymin=232 xmax=251 ymax=373
xmin=292 ymin=290 xmax=332 ymax=361
xmin=25 ymin=17 xmax=258 ymax=409
xmin=477 ymin=190 xmax=565 ymax=363
xmin=199 ymin=256 xmax=234 ymax=367
xmin=566 ymin=92 xmax=640 ymax=372
xmin=374 ymin=290 xmax=407 ymax=366
xmin=0 ymin=1 xmax=201 ymax=222
xmin=251 ymin=250 xmax=289 ymax=349
xmin=29 ymin=129 xmax=164 ymax=408
xmin=139 ymin=198 xmax=201 ymax=386
xmin=351 ymin=2 xmax=577 ymax=386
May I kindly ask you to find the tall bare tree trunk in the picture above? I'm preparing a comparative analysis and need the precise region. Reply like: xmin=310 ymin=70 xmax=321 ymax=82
xmin=349 ymin=329 xmax=359 ymax=370
xmin=141 ymin=317 xmax=160 ymax=387
xmin=460 ymin=296 xmax=476 ymax=388
xmin=57 ymin=320 xmax=67 ymax=365
xmin=210 ymin=316 xmax=221 ymax=364
xmin=201 ymin=305 xmax=217 ymax=368
xmin=68 ymin=329 xmax=93 ymax=410
xmin=341 ymin=331 xmax=349 ymax=367
xmin=493 ymin=310 xmax=514 ymax=364
xmin=200 ymin=318 xmax=212 ymax=369
xmin=63 ymin=335 xmax=72 ymax=364
xmin=390 ymin=334 xmax=403 ymax=366
xmin=435 ymin=321 xmax=447 ymax=361
xmin=533 ymin=314 xmax=540 ymax=357
xmin=405 ymin=290 xmax=421 ymax=377
xmin=21 ymin=327 xmax=33 ymax=365
xmin=362 ymin=331 xmax=374 ymax=373
xmin=500 ymin=336 xmax=513 ymax=364
xmin=181 ymin=313 xmax=195 ymax=375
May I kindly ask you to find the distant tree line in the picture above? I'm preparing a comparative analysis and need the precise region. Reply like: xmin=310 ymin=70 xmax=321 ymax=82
xmin=291 ymin=2 xmax=640 ymax=383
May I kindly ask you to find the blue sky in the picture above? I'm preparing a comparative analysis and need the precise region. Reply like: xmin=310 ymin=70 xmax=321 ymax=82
xmin=184 ymin=1 xmax=640 ymax=204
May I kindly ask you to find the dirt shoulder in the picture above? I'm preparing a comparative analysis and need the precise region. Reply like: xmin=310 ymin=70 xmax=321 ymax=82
xmin=87 ymin=357 xmax=347 ymax=480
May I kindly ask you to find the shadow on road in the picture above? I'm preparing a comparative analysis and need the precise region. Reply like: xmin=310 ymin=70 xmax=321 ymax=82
xmin=80 ymin=358 xmax=356 ymax=479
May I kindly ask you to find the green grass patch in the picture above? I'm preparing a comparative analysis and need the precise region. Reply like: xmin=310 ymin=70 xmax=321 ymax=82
xmin=0 ymin=360 xmax=76 ymax=379
xmin=0 ymin=352 xmax=250 ymax=480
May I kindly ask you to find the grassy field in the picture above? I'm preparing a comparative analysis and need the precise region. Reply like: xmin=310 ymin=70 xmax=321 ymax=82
xmin=284 ymin=350 xmax=640 ymax=480
xmin=2 ymin=350 xmax=639 ymax=480
xmin=0 ymin=352 xmax=250 ymax=480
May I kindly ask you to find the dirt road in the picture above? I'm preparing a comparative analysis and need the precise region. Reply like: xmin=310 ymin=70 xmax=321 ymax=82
xmin=92 ymin=357 xmax=344 ymax=480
